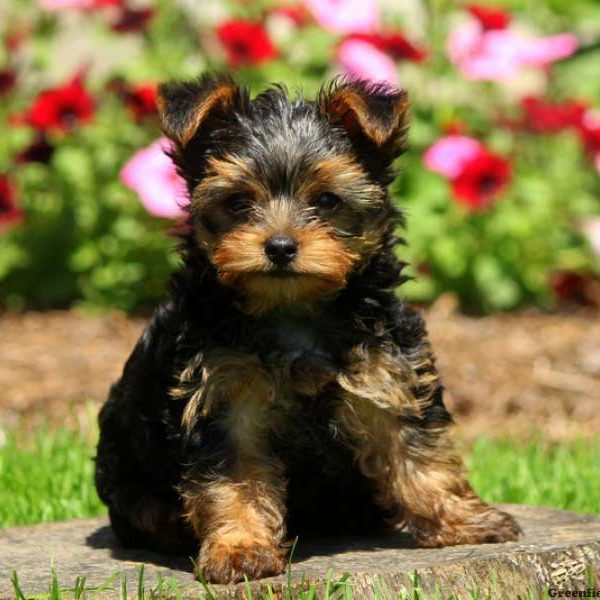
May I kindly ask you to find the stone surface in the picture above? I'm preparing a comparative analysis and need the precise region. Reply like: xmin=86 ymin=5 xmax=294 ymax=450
xmin=1 ymin=505 xmax=599 ymax=598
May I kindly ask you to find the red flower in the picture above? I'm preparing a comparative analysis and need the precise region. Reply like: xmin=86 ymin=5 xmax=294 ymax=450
xmin=15 ymin=135 xmax=55 ymax=165
xmin=451 ymin=151 xmax=512 ymax=210
xmin=0 ymin=69 xmax=17 ymax=96
xmin=111 ymin=7 xmax=154 ymax=33
xmin=125 ymin=83 xmax=157 ymax=122
xmin=550 ymin=272 xmax=598 ymax=306
xmin=22 ymin=74 xmax=95 ymax=132
xmin=467 ymin=4 xmax=511 ymax=31
xmin=578 ymin=111 xmax=600 ymax=156
xmin=346 ymin=32 xmax=427 ymax=62
xmin=217 ymin=20 xmax=277 ymax=68
xmin=0 ymin=175 xmax=24 ymax=230
xmin=521 ymin=97 xmax=587 ymax=134
xmin=107 ymin=78 xmax=157 ymax=122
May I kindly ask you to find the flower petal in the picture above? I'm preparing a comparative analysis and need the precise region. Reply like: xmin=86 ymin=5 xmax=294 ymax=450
xmin=423 ymin=135 xmax=483 ymax=179
xmin=303 ymin=0 xmax=378 ymax=34
xmin=337 ymin=39 xmax=398 ymax=86
xmin=120 ymin=138 xmax=188 ymax=219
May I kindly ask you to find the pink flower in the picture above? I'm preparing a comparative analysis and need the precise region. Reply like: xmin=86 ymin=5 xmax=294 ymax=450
xmin=38 ymin=0 xmax=119 ymax=9
xmin=39 ymin=0 xmax=94 ymax=8
xmin=448 ymin=20 xmax=578 ymax=81
xmin=120 ymin=138 xmax=187 ymax=219
xmin=517 ymin=33 xmax=579 ymax=65
xmin=345 ymin=32 xmax=427 ymax=62
xmin=423 ymin=135 xmax=483 ymax=179
xmin=581 ymin=218 xmax=600 ymax=259
xmin=303 ymin=0 xmax=378 ymax=34
xmin=424 ymin=136 xmax=512 ymax=211
xmin=337 ymin=39 xmax=398 ymax=86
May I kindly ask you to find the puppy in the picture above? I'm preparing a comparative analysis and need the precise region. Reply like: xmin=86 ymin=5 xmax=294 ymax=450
xmin=95 ymin=74 xmax=521 ymax=584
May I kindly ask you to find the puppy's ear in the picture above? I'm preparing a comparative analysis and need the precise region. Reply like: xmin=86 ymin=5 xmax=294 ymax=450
xmin=319 ymin=79 xmax=409 ymax=161
xmin=157 ymin=74 xmax=244 ymax=146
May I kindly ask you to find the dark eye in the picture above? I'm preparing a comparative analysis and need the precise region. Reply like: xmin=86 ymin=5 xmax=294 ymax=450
xmin=311 ymin=192 xmax=342 ymax=211
xmin=226 ymin=194 xmax=252 ymax=215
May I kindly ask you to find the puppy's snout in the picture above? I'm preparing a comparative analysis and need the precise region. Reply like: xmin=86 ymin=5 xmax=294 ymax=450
xmin=265 ymin=234 xmax=298 ymax=266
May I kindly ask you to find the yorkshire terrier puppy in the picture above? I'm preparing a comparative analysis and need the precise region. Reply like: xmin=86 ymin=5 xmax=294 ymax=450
xmin=95 ymin=74 xmax=521 ymax=584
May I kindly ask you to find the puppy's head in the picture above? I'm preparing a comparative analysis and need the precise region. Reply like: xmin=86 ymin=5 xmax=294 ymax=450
xmin=158 ymin=74 xmax=408 ymax=314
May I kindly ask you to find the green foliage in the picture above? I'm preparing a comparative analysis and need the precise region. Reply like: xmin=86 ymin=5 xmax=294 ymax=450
xmin=0 ymin=71 xmax=182 ymax=311
xmin=399 ymin=131 xmax=599 ymax=311
xmin=0 ymin=426 xmax=105 ymax=528
xmin=1 ymin=0 xmax=599 ymax=312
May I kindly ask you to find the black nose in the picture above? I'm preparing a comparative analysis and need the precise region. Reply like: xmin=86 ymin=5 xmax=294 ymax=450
xmin=265 ymin=234 xmax=298 ymax=266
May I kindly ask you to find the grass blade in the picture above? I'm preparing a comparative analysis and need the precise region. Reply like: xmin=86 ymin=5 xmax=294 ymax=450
xmin=88 ymin=571 xmax=121 ymax=598
xmin=137 ymin=564 xmax=146 ymax=600
xmin=11 ymin=571 xmax=27 ymax=600
xmin=49 ymin=567 xmax=61 ymax=600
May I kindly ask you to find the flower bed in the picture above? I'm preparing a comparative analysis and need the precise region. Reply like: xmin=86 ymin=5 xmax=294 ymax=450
xmin=1 ymin=0 xmax=599 ymax=312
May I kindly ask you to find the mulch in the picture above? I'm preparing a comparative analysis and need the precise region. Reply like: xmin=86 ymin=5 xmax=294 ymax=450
xmin=1 ymin=299 xmax=598 ymax=440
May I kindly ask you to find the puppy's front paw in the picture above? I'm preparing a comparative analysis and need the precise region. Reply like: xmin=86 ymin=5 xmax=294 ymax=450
xmin=196 ymin=538 xmax=286 ymax=584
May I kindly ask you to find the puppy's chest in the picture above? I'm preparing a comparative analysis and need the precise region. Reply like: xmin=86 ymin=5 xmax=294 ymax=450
xmin=173 ymin=318 xmax=343 ymax=419
xmin=253 ymin=317 xmax=339 ymax=396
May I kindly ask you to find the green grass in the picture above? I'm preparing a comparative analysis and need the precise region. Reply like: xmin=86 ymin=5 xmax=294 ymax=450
xmin=467 ymin=436 xmax=600 ymax=514
xmin=0 ymin=428 xmax=598 ymax=530
xmin=0 ymin=427 xmax=105 ymax=528
xmin=10 ymin=562 xmax=555 ymax=600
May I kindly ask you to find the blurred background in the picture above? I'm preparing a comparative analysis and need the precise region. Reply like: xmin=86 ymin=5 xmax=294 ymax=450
xmin=0 ymin=0 xmax=599 ymax=529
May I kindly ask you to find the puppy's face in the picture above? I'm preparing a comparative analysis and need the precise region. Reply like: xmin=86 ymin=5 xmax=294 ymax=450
xmin=159 ymin=76 xmax=408 ymax=314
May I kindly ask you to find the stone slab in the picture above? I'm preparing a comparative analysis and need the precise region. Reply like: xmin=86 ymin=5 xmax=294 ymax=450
xmin=1 ymin=505 xmax=599 ymax=598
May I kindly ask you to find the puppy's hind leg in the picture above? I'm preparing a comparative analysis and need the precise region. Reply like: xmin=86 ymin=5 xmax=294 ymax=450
xmin=336 ymin=344 xmax=522 ymax=547
xmin=95 ymin=401 xmax=195 ymax=555
xmin=106 ymin=482 xmax=196 ymax=555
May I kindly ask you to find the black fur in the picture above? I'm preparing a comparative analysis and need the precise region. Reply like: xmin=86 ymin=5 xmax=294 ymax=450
xmin=95 ymin=76 xmax=450 ymax=555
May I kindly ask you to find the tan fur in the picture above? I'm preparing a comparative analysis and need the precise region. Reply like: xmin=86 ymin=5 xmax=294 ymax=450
xmin=171 ymin=350 xmax=277 ymax=434
xmin=192 ymin=149 xmax=388 ymax=263
xmin=292 ymin=224 xmax=358 ymax=281
xmin=336 ymin=342 xmax=522 ymax=547
xmin=191 ymin=84 xmax=238 ymax=146
xmin=191 ymin=154 xmax=271 ymax=253
xmin=212 ymin=221 xmax=358 ymax=314
xmin=320 ymin=86 xmax=409 ymax=154
xmin=338 ymin=344 xmax=422 ymax=417
xmin=177 ymin=351 xmax=287 ymax=583
xmin=195 ymin=155 xmax=270 ymax=207
xmin=211 ymin=226 xmax=271 ymax=279
xmin=296 ymin=154 xmax=383 ymax=206
xmin=157 ymin=81 xmax=239 ymax=147
xmin=183 ymin=475 xmax=287 ymax=583
xmin=297 ymin=154 xmax=388 ymax=257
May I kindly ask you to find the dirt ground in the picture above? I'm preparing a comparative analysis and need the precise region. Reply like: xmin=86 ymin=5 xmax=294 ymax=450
xmin=0 ymin=298 xmax=598 ymax=440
